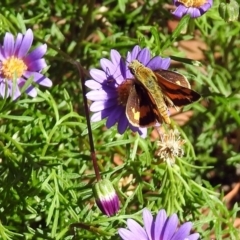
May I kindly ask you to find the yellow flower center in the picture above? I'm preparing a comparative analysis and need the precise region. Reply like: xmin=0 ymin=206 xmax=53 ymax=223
xmin=178 ymin=0 xmax=207 ymax=8
xmin=1 ymin=57 xmax=27 ymax=80
xmin=117 ymin=80 xmax=133 ymax=106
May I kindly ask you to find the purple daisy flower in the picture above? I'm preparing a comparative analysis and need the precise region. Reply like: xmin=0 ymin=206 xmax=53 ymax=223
xmin=0 ymin=29 xmax=52 ymax=99
xmin=118 ymin=208 xmax=200 ymax=240
xmin=85 ymin=45 xmax=171 ymax=137
xmin=172 ymin=0 xmax=213 ymax=18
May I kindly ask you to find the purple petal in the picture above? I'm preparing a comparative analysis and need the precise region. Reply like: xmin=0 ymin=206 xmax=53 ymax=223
xmin=14 ymin=33 xmax=23 ymax=55
xmin=147 ymin=56 xmax=171 ymax=70
xmin=117 ymin=113 xmax=129 ymax=134
xmin=130 ymin=45 xmax=141 ymax=61
xmin=0 ymin=46 xmax=6 ymax=60
xmin=203 ymin=0 xmax=213 ymax=9
xmin=188 ymin=233 xmax=200 ymax=240
xmin=24 ymin=44 xmax=47 ymax=63
xmin=17 ymin=78 xmax=26 ymax=88
xmin=110 ymin=49 xmax=121 ymax=65
xmin=137 ymin=48 xmax=151 ymax=65
xmin=90 ymin=99 xmax=118 ymax=112
xmin=138 ymin=127 xmax=147 ymax=138
xmin=25 ymin=86 xmax=37 ymax=97
xmin=146 ymin=56 xmax=163 ymax=70
xmin=142 ymin=209 xmax=153 ymax=240
xmin=86 ymin=89 xmax=117 ymax=101
xmin=187 ymin=7 xmax=201 ymax=18
xmin=154 ymin=209 xmax=167 ymax=240
xmin=118 ymin=228 xmax=140 ymax=240
xmin=172 ymin=5 xmax=188 ymax=18
xmin=171 ymin=222 xmax=192 ymax=240
xmin=161 ymin=214 xmax=178 ymax=240
xmin=120 ymin=57 xmax=127 ymax=79
xmin=85 ymin=80 xmax=102 ymax=90
xmin=90 ymin=69 xmax=107 ymax=83
xmin=0 ymin=81 xmax=10 ymax=98
xmin=126 ymin=51 xmax=132 ymax=63
xmin=3 ymin=32 xmax=14 ymax=57
xmin=91 ymin=112 xmax=103 ymax=122
xmin=23 ymin=71 xmax=52 ymax=87
xmin=27 ymin=59 xmax=47 ymax=71
xmin=127 ymin=219 xmax=148 ymax=239
xmin=106 ymin=106 xmax=124 ymax=128
xmin=159 ymin=57 xmax=171 ymax=70
xmin=100 ymin=58 xmax=116 ymax=73
xmin=17 ymin=29 xmax=33 ymax=58
xmin=8 ymin=81 xmax=21 ymax=100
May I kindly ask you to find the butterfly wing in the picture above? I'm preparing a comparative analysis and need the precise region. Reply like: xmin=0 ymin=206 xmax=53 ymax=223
xmin=126 ymin=84 xmax=160 ymax=127
xmin=155 ymin=70 xmax=201 ymax=107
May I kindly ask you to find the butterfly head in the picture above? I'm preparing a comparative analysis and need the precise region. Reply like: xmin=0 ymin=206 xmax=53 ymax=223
xmin=128 ymin=60 xmax=142 ymax=75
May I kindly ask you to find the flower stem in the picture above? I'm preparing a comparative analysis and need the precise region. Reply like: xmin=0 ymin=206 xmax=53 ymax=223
xmin=34 ymin=35 xmax=101 ymax=182
xmin=75 ymin=61 xmax=101 ymax=182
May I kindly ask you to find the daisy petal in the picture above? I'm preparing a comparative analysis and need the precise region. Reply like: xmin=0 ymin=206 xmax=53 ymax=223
xmin=106 ymin=106 xmax=124 ymax=128
xmin=86 ymin=89 xmax=117 ymax=101
xmin=147 ymin=56 xmax=170 ymax=70
xmin=90 ymin=99 xmax=118 ymax=112
xmin=14 ymin=33 xmax=23 ymax=54
xmin=130 ymin=45 xmax=141 ymax=61
xmin=0 ymin=46 xmax=6 ymax=60
xmin=25 ymin=86 xmax=37 ymax=97
xmin=171 ymin=222 xmax=192 ymax=240
xmin=27 ymin=59 xmax=47 ymax=71
xmin=24 ymin=71 xmax=52 ymax=87
xmin=117 ymin=114 xmax=129 ymax=134
xmin=143 ymin=208 xmax=153 ymax=240
xmin=0 ymin=81 xmax=9 ymax=98
xmin=161 ymin=213 xmax=178 ymax=240
xmin=127 ymin=219 xmax=148 ymax=239
xmin=188 ymin=233 xmax=200 ymax=240
xmin=110 ymin=49 xmax=121 ymax=65
xmin=137 ymin=48 xmax=151 ymax=65
xmin=118 ymin=228 xmax=140 ymax=240
xmin=138 ymin=127 xmax=147 ymax=138
xmin=90 ymin=69 xmax=107 ymax=83
xmin=3 ymin=32 xmax=14 ymax=57
xmin=24 ymin=44 xmax=47 ymax=63
xmin=17 ymin=29 xmax=33 ymax=58
xmin=154 ymin=209 xmax=167 ymax=240
xmin=85 ymin=80 xmax=102 ymax=90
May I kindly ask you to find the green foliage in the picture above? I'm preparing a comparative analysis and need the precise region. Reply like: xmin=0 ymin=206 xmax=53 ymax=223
xmin=0 ymin=0 xmax=239 ymax=239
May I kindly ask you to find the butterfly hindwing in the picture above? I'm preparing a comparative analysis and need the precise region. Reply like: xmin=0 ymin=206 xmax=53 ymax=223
xmin=126 ymin=84 xmax=160 ymax=127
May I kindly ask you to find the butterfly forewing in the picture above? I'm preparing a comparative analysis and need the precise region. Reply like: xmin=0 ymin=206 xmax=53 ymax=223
xmin=155 ymin=71 xmax=201 ymax=107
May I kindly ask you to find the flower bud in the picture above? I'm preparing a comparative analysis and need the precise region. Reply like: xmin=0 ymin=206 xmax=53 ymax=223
xmin=93 ymin=179 xmax=119 ymax=216
xmin=219 ymin=0 xmax=239 ymax=22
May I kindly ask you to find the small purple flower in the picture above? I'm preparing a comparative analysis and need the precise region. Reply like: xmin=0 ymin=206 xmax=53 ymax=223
xmin=118 ymin=208 xmax=200 ymax=240
xmin=172 ymin=0 xmax=213 ymax=18
xmin=0 ymin=29 xmax=52 ymax=99
xmin=85 ymin=45 xmax=171 ymax=137
xmin=93 ymin=179 xmax=119 ymax=217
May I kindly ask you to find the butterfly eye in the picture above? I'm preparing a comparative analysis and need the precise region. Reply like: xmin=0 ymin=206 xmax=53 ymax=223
xmin=129 ymin=67 xmax=135 ymax=75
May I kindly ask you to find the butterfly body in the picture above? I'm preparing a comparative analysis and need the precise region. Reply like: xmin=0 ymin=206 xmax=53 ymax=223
xmin=127 ymin=60 xmax=201 ymax=127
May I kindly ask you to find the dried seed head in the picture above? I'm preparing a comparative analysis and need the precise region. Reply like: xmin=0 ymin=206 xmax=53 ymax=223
xmin=156 ymin=129 xmax=185 ymax=165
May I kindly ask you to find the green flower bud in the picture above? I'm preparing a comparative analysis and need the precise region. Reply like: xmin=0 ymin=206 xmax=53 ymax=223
xmin=93 ymin=179 xmax=119 ymax=216
xmin=219 ymin=0 xmax=239 ymax=22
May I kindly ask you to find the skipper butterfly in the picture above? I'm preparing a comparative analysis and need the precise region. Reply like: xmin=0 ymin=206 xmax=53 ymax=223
xmin=126 ymin=60 xmax=201 ymax=127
